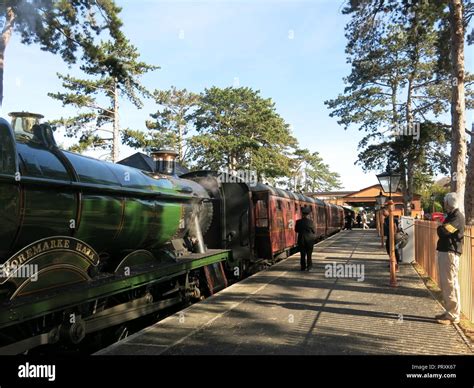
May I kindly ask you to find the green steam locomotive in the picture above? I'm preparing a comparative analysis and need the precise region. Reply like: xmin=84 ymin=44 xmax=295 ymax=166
xmin=0 ymin=113 xmax=229 ymax=354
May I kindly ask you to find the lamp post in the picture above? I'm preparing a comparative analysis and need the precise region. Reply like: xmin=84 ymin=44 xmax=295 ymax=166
xmin=376 ymin=191 xmax=387 ymax=248
xmin=375 ymin=204 xmax=380 ymax=235
xmin=430 ymin=194 xmax=435 ymax=216
xmin=376 ymin=169 xmax=401 ymax=287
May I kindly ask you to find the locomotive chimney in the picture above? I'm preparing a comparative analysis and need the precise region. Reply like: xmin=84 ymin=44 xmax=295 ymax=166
xmin=8 ymin=112 xmax=58 ymax=148
xmin=150 ymin=149 xmax=178 ymax=176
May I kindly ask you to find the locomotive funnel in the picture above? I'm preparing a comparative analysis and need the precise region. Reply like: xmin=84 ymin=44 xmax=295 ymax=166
xmin=8 ymin=112 xmax=44 ymax=139
xmin=150 ymin=149 xmax=178 ymax=176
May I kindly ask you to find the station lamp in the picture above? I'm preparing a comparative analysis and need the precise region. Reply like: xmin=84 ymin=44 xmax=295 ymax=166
xmin=376 ymin=169 xmax=401 ymax=200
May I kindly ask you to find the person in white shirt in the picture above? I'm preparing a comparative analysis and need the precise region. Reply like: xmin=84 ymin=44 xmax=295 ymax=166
xmin=362 ymin=212 xmax=369 ymax=229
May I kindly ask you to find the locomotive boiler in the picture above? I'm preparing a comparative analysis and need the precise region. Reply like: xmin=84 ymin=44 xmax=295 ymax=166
xmin=0 ymin=116 xmax=228 ymax=354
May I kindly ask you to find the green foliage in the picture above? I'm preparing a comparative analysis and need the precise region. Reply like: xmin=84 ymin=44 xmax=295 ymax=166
xmin=80 ymin=38 xmax=157 ymax=107
xmin=356 ymin=121 xmax=451 ymax=176
xmin=122 ymin=86 xmax=341 ymax=190
xmin=418 ymin=180 xmax=450 ymax=213
xmin=325 ymin=0 xmax=474 ymax=210
xmin=123 ymin=86 xmax=199 ymax=164
xmin=2 ymin=0 xmax=123 ymax=61
xmin=48 ymin=32 xmax=157 ymax=157
xmin=289 ymin=148 xmax=342 ymax=192
xmin=188 ymin=86 xmax=298 ymax=181
xmin=432 ymin=0 xmax=474 ymax=74
xmin=0 ymin=0 xmax=125 ymax=105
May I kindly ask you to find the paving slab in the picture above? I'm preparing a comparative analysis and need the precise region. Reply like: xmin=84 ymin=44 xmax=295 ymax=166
xmin=97 ymin=230 xmax=472 ymax=355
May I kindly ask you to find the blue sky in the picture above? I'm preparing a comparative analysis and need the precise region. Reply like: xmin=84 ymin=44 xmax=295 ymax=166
xmin=1 ymin=0 xmax=472 ymax=190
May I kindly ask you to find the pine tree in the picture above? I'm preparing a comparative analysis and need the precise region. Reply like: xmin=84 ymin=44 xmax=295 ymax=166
xmin=123 ymin=86 xmax=199 ymax=165
xmin=0 ymin=0 xmax=124 ymax=106
xmin=48 ymin=38 xmax=157 ymax=161
xmin=290 ymin=149 xmax=342 ymax=192
xmin=326 ymin=0 xmax=473 ymax=215
xmin=188 ymin=87 xmax=298 ymax=181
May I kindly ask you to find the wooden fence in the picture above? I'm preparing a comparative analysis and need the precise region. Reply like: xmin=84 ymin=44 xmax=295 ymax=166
xmin=414 ymin=220 xmax=474 ymax=321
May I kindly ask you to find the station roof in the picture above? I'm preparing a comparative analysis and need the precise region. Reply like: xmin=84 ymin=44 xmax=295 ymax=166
xmin=309 ymin=184 xmax=421 ymax=201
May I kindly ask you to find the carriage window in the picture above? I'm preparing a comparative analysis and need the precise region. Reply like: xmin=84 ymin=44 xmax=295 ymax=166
xmin=286 ymin=210 xmax=293 ymax=230
xmin=276 ymin=200 xmax=283 ymax=227
xmin=255 ymin=200 xmax=269 ymax=228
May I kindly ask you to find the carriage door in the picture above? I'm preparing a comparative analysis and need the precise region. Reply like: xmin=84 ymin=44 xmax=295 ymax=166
xmin=221 ymin=182 xmax=251 ymax=270
xmin=325 ymin=204 xmax=331 ymax=236
xmin=253 ymin=192 xmax=271 ymax=260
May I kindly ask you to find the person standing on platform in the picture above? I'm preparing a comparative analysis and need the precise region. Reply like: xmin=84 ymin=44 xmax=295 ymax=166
xmin=362 ymin=211 xmax=369 ymax=229
xmin=383 ymin=208 xmax=400 ymax=266
xmin=295 ymin=207 xmax=317 ymax=271
xmin=344 ymin=211 xmax=354 ymax=230
xmin=435 ymin=192 xmax=464 ymax=325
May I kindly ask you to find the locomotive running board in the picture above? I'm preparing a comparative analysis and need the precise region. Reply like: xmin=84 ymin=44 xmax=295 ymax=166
xmin=0 ymin=249 xmax=229 ymax=331
xmin=0 ymin=249 xmax=230 ymax=354
xmin=0 ymin=295 xmax=183 ymax=355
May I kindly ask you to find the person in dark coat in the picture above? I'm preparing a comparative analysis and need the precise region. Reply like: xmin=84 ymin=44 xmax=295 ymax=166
xmin=344 ymin=212 xmax=354 ymax=230
xmin=295 ymin=207 xmax=317 ymax=271
xmin=435 ymin=192 xmax=464 ymax=325
xmin=383 ymin=209 xmax=401 ymax=265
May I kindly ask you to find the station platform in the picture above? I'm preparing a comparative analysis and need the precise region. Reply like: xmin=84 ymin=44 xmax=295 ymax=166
xmin=96 ymin=230 xmax=472 ymax=355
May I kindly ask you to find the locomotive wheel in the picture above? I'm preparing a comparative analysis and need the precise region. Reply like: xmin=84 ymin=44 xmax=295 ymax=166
xmin=60 ymin=318 xmax=86 ymax=345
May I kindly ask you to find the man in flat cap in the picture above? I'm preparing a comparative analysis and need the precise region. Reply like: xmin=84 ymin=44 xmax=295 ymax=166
xmin=295 ymin=206 xmax=317 ymax=271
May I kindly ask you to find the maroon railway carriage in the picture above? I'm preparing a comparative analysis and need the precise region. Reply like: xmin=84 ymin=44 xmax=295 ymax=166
xmin=181 ymin=172 xmax=344 ymax=276
xmin=326 ymin=202 xmax=345 ymax=235
xmin=251 ymin=183 xmax=344 ymax=262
